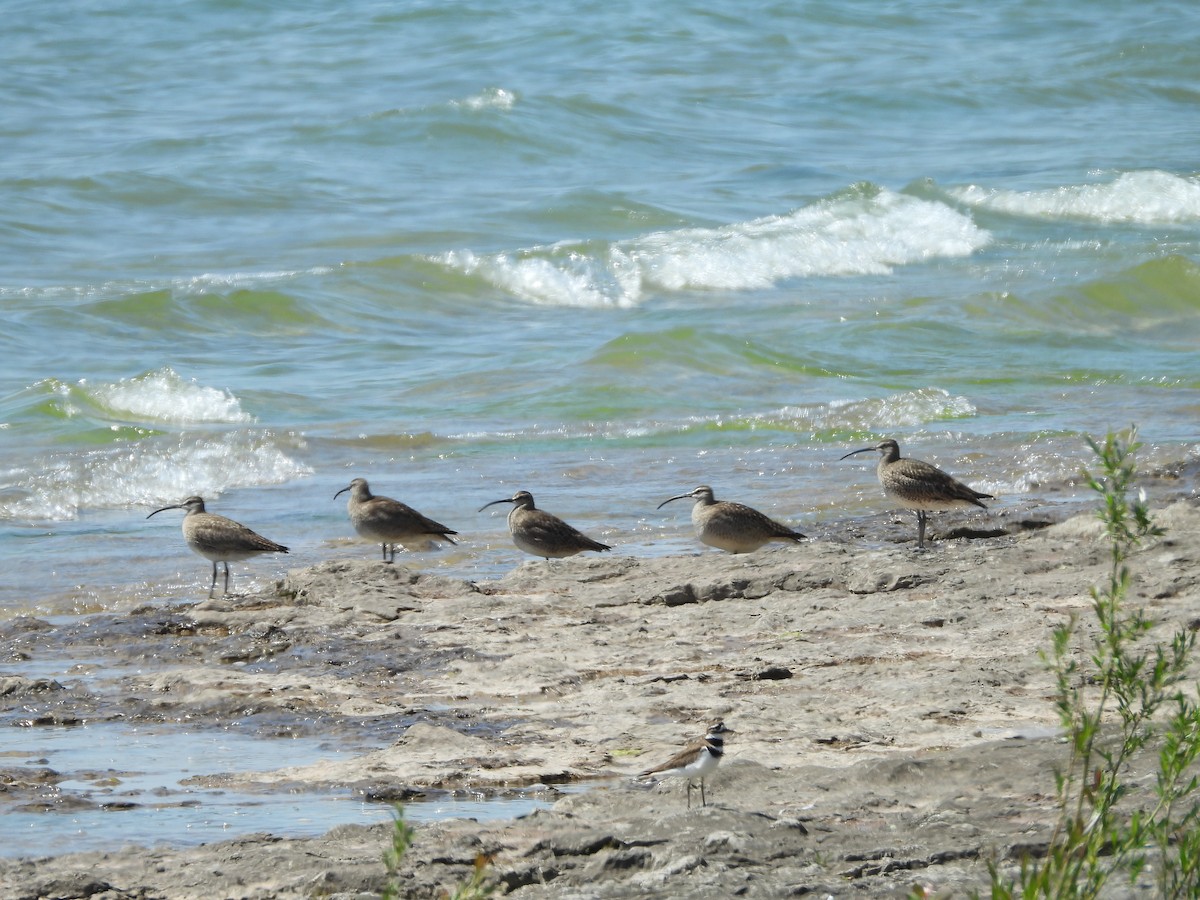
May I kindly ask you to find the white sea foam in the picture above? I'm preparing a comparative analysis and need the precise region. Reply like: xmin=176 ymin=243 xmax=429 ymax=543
xmin=434 ymin=188 xmax=989 ymax=307
xmin=440 ymin=250 xmax=614 ymax=307
xmin=608 ymin=388 xmax=977 ymax=438
xmin=451 ymin=87 xmax=517 ymax=111
xmin=0 ymin=370 xmax=309 ymax=521
xmin=83 ymin=368 xmax=252 ymax=426
xmin=1 ymin=433 xmax=310 ymax=522
xmin=182 ymin=268 xmax=335 ymax=292
xmin=821 ymin=389 xmax=978 ymax=431
xmin=948 ymin=171 xmax=1200 ymax=225
xmin=699 ymin=388 xmax=978 ymax=435
xmin=617 ymin=191 xmax=987 ymax=293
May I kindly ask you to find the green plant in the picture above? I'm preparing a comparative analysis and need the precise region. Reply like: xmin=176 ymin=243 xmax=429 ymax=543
xmin=986 ymin=428 xmax=1200 ymax=898
xmin=380 ymin=804 xmax=496 ymax=900
xmin=442 ymin=851 xmax=497 ymax=900
xmin=381 ymin=804 xmax=416 ymax=900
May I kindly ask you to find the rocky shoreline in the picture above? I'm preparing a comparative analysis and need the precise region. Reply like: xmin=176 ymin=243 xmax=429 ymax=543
xmin=2 ymin=498 xmax=1199 ymax=899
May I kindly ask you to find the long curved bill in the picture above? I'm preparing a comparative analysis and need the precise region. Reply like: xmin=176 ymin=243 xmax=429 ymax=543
xmin=656 ymin=493 xmax=693 ymax=510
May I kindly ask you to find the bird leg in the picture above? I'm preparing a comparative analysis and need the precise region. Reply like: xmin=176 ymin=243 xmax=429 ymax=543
xmin=208 ymin=561 xmax=219 ymax=598
xmin=916 ymin=510 xmax=928 ymax=549
xmin=223 ymin=561 xmax=232 ymax=595
xmin=700 ymin=778 xmax=707 ymax=807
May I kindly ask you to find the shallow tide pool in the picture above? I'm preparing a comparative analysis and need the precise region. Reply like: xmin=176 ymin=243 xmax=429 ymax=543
xmin=0 ymin=723 xmax=563 ymax=859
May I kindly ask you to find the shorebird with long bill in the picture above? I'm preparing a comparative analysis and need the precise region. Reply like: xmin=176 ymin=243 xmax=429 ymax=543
xmin=658 ymin=484 xmax=805 ymax=553
xmin=478 ymin=490 xmax=611 ymax=561
xmin=147 ymin=496 xmax=289 ymax=597
xmin=335 ymin=477 xmax=457 ymax=562
xmin=840 ymin=438 xmax=993 ymax=549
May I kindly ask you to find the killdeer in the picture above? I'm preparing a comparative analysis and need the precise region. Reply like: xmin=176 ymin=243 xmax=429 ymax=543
xmin=639 ymin=720 xmax=733 ymax=808
xmin=657 ymin=484 xmax=805 ymax=553
xmin=335 ymin=477 xmax=457 ymax=562
xmin=147 ymin=496 xmax=289 ymax=598
xmin=478 ymin=490 xmax=611 ymax=561
xmin=840 ymin=438 xmax=993 ymax=549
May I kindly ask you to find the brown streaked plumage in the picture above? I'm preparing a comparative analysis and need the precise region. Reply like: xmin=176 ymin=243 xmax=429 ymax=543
xmin=639 ymin=720 xmax=734 ymax=808
xmin=478 ymin=490 xmax=611 ymax=561
xmin=841 ymin=438 xmax=993 ymax=549
xmin=147 ymin=496 xmax=289 ymax=597
xmin=335 ymin=477 xmax=457 ymax=562
xmin=658 ymin=484 xmax=805 ymax=553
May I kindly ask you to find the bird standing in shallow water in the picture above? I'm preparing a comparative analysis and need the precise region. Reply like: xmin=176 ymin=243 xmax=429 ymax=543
xmin=658 ymin=485 xmax=805 ymax=553
xmin=840 ymin=439 xmax=993 ymax=549
xmin=639 ymin=720 xmax=734 ymax=808
xmin=335 ymin=477 xmax=457 ymax=562
xmin=478 ymin=490 xmax=611 ymax=561
xmin=147 ymin=496 xmax=289 ymax=597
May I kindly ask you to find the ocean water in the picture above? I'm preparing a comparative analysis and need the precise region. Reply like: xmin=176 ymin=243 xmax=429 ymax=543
xmin=4 ymin=1 xmax=1200 ymax=613
xmin=1 ymin=0 xmax=1199 ymax=849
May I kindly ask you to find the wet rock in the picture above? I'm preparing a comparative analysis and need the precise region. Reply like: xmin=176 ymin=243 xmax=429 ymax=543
xmin=362 ymin=784 xmax=428 ymax=803
xmin=531 ymin=832 xmax=623 ymax=856
xmin=941 ymin=525 xmax=1011 ymax=541
xmin=588 ymin=845 xmax=653 ymax=873
xmin=0 ymin=616 xmax=54 ymax=635
xmin=28 ymin=875 xmax=115 ymax=899
xmin=15 ymin=712 xmax=82 ymax=727
xmin=0 ymin=676 xmax=64 ymax=697
xmin=740 ymin=665 xmax=792 ymax=681
xmin=653 ymin=584 xmax=697 ymax=606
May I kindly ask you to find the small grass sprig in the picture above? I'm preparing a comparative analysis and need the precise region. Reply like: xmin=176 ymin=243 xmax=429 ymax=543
xmin=380 ymin=804 xmax=496 ymax=900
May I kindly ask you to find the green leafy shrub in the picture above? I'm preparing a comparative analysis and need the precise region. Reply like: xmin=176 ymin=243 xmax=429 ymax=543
xmin=986 ymin=428 xmax=1200 ymax=898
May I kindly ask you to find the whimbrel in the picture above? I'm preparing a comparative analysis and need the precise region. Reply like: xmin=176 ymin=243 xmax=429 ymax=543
xmin=478 ymin=490 xmax=611 ymax=561
xmin=639 ymin=720 xmax=734 ymax=808
xmin=657 ymin=485 xmax=805 ymax=553
xmin=840 ymin=439 xmax=993 ymax=549
xmin=334 ymin=477 xmax=457 ymax=562
xmin=147 ymin=496 xmax=289 ymax=597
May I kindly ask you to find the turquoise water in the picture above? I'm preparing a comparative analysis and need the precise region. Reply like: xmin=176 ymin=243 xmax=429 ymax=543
xmin=3 ymin=0 xmax=1200 ymax=855
xmin=4 ymin=2 xmax=1199 ymax=611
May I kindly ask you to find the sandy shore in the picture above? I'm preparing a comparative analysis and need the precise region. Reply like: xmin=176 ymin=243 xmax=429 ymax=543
xmin=2 ymin=497 xmax=1199 ymax=899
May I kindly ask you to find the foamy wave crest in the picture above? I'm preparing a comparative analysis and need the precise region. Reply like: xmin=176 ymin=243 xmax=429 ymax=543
xmin=705 ymin=388 xmax=977 ymax=434
xmin=434 ymin=187 xmax=989 ymax=306
xmin=182 ymin=267 xmax=335 ymax=293
xmin=450 ymin=87 xmax=517 ymax=111
xmin=440 ymin=249 xmax=618 ymax=307
xmin=617 ymin=190 xmax=987 ymax=293
xmin=1 ymin=433 xmax=310 ymax=522
xmin=81 ymin=368 xmax=252 ymax=426
xmin=822 ymin=389 xmax=978 ymax=431
xmin=948 ymin=171 xmax=1200 ymax=225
